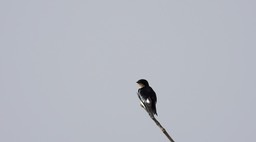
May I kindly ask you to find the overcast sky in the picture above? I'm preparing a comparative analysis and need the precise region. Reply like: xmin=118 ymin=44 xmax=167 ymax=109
xmin=1 ymin=0 xmax=256 ymax=142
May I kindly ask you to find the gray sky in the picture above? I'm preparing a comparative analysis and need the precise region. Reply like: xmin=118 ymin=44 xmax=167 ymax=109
xmin=1 ymin=0 xmax=255 ymax=142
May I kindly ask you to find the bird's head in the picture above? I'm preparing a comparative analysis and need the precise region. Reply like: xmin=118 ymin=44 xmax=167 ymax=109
xmin=136 ymin=79 xmax=149 ymax=88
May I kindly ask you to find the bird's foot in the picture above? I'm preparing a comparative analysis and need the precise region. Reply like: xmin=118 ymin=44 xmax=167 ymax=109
xmin=140 ymin=102 xmax=145 ymax=109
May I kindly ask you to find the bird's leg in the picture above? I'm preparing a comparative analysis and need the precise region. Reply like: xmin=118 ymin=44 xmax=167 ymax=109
xmin=139 ymin=100 xmax=154 ymax=118
xmin=140 ymin=101 xmax=146 ymax=109
xmin=144 ymin=100 xmax=154 ymax=118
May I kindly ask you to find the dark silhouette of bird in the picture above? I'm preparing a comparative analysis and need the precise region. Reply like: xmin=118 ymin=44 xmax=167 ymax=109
xmin=136 ymin=79 xmax=157 ymax=118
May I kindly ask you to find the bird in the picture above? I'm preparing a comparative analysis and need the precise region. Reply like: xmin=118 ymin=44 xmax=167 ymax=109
xmin=136 ymin=79 xmax=158 ymax=118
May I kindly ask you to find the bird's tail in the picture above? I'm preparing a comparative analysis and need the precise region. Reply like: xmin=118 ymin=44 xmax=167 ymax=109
xmin=152 ymin=103 xmax=158 ymax=116
xmin=144 ymin=98 xmax=158 ymax=118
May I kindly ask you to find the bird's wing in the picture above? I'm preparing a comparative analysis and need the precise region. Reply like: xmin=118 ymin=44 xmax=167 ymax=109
xmin=137 ymin=90 xmax=146 ymax=102
xmin=138 ymin=91 xmax=155 ymax=118
xmin=144 ymin=98 xmax=155 ymax=118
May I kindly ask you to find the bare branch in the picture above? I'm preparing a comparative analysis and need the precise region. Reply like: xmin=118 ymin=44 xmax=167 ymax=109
xmin=143 ymin=102 xmax=175 ymax=142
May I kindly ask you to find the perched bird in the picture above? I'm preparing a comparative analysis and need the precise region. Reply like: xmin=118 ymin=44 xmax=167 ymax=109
xmin=137 ymin=79 xmax=158 ymax=118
